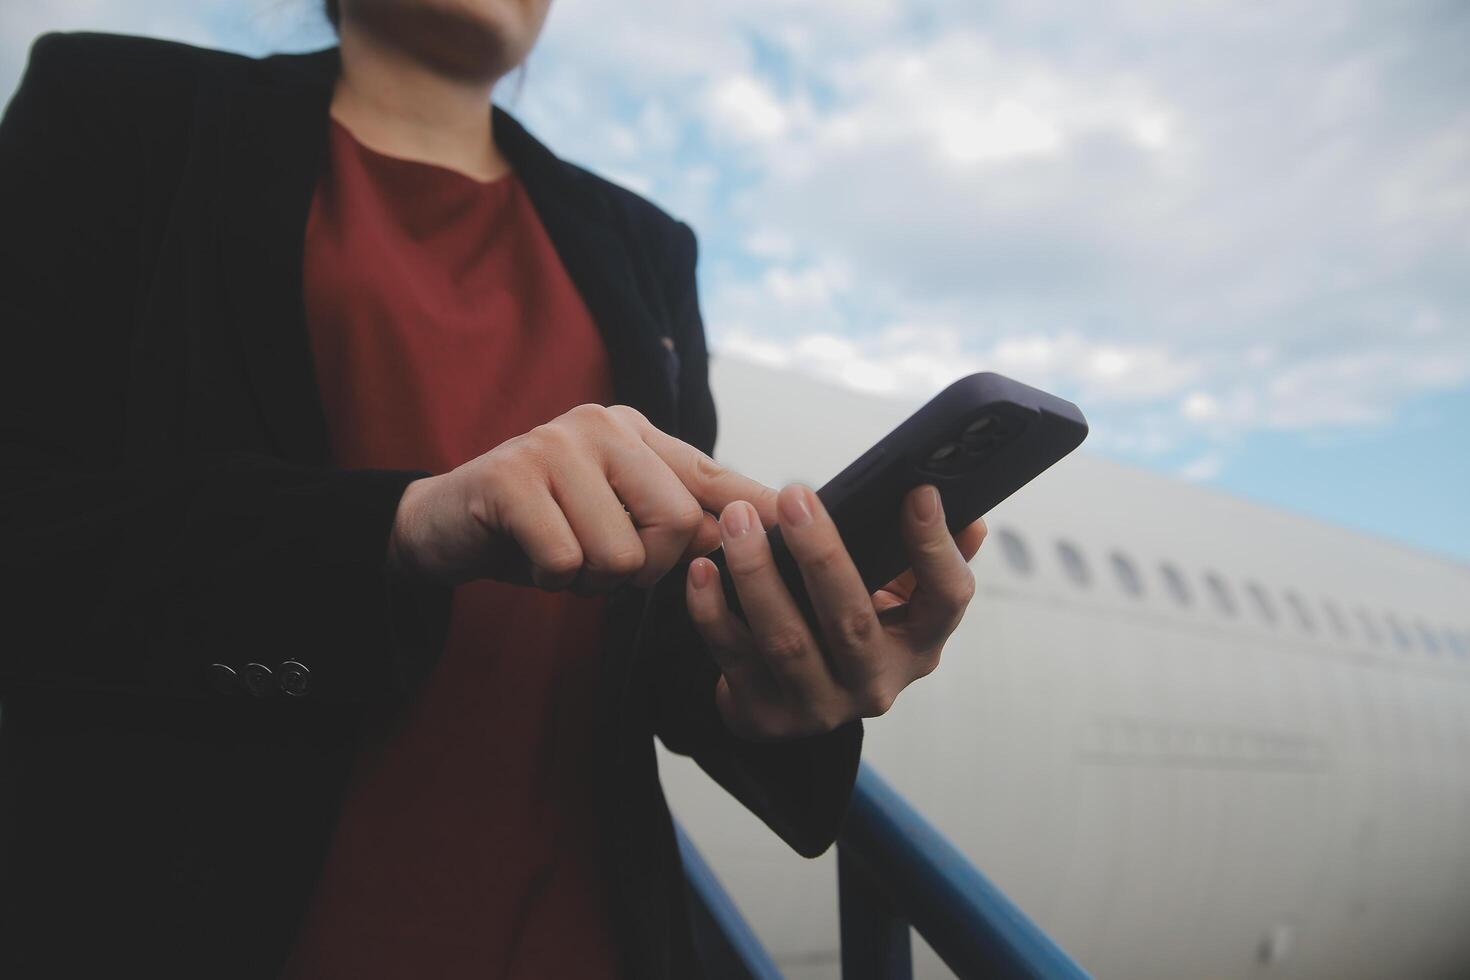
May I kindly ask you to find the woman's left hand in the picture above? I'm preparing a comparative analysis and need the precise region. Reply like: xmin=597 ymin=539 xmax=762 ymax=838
xmin=686 ymin=483 xmax=986 ymax=741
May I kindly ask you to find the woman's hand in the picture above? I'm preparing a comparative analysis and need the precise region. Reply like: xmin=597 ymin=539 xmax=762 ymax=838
xmin=387 ymin=403 xmax=778 ymax=592
xmin=686 ymin=484 xmax=985 ymax=741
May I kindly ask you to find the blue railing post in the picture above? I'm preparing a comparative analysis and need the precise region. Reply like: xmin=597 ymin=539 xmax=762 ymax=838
xmin=838 ymin=845 xmax=912 ymax=980
xmin=675 ymin=820 xmax=785 ymax=980
xmin=837 ymin=764 xmax=1091 ymax=979
xmin=676 ymin=762 xmax=1090 ymax=979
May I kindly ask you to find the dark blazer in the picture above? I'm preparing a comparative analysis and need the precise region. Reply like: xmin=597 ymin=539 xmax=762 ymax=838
xmin=0 ymin=31 xmax=863 ymax=979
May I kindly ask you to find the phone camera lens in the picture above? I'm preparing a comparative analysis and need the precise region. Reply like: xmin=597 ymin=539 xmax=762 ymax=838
xmin=927 ymin=442 xmax=960 ymax=468
xmin=963 ymin=416 xmax=994 ymax=439
xmin=961 ymin=415 xmax=998 ymax=455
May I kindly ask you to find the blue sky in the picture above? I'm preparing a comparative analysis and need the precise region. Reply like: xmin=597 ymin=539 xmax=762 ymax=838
xmin=3 ymin=0 xmax=1467 ymax=562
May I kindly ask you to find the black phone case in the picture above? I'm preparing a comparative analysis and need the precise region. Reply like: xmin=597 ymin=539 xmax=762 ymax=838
xmin=705 ymin=371 xmax=1088 ymax=625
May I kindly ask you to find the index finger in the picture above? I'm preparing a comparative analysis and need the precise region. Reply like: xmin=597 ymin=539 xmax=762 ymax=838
xmin=637 ymin=423 xmax=781 ymax=529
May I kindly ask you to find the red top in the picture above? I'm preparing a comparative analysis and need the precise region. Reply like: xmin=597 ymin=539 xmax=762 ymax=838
xmin=283 ymin=117 xmax=623 ymax=979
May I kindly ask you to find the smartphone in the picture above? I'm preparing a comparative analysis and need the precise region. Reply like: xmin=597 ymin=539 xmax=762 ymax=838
xmin=705 ymin=372 xmax=1088 ymax=623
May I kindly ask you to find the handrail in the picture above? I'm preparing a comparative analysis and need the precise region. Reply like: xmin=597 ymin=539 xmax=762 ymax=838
xmin=677 ymin=762 xmax=1090 ymax=979
xmin=675 ymin=820 xmax=785 ymax=980
xmin=837 ymin=763 xmax=1091 ymax=979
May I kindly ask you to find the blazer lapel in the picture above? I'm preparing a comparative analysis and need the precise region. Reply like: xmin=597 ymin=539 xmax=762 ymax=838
xmin=493 ymin=107 xmax=678 ymax=435
xmin=213 ymin=49 xmax=338 ymax=466
xmin=211 ymin=46 xmax=676 ymax=469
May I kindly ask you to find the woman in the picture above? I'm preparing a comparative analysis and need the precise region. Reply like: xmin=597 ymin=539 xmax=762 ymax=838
xmin=0 ymin=1 xmax=984 ymax=976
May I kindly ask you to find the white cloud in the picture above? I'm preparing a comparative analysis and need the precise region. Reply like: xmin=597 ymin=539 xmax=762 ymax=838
xmin=1132 ymin=112 xmax=1171 ymax=150
xmin=1180 ymin=392 xmax=1221 ymax=422
xmin=707 ymin=75 xmax=791 ymax=144
xmin=6 ymin=0 xmax=1467 ymax=486
xmin=515 ymin=0 xmax=1469 ymax=477
xmin=932 ymin=98 xmax=1064 ymax=166
xmin=760 ymin=261 xmax=850 ymax=311
xmin=1179 ymin=452 xmax=1226 ymax=482
xmin=742 ymin=228 xmax=798 ymax=261
xmin=714 ymin=322 xmax=1206 ymax=412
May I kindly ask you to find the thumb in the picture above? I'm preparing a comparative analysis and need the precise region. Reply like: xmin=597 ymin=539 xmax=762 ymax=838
xmin=680 ymin=512 xmax=724 ymax=562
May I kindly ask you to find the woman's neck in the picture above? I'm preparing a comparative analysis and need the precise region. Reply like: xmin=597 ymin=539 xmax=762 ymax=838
xmin=330 ymin=18 xmax=512 ymax=184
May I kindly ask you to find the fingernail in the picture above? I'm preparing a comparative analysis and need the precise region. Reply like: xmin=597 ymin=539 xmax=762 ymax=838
xmin=722 ymin=502 xmax=751 ymax=538
xmin=689 ymin=559 xmax=711 ymax=589
xmin=779 ymin=487 xmax=813 ymax=527
xmin=913 ymin=485 xmax=940 ymax=524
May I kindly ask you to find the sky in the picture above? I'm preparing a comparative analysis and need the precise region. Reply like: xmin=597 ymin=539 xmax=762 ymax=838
xmin=3 ymin=0 xmax=1467 ymax=562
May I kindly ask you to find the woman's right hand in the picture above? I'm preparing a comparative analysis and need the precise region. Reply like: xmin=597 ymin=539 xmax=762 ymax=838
xmin=386 ymin=403 xmax=779 ymax=593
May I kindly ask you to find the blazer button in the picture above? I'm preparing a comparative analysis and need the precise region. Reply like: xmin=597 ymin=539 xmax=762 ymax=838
xmin=242 ymin=662 xmax=275 ymax=697
xmin=277 ymin=661 xmax=311 ymax=697
xmin=208 ymin=663 xmax=240 ymax=695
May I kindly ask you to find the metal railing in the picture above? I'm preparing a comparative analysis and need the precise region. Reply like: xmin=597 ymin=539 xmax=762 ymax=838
xmin=679 ymin=761 xmax=1091 ymax=979
xmin=677 ymin=821 xmax=784 ymax=980
xmin=837 ymin=764 xmax=1090 ymax=979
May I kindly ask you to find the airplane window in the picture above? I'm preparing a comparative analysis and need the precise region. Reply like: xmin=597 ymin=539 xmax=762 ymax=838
xmin=1056 ymin=541 xmax=1091 ymax=587
xmin=1245 ymin=582 xmax=1277 ymax=624
xmin=996 ymin=529 xmax=1032 ymax=576
xmin=1384 ymin=613 xmax=1412 ymax=650
xmin=1110 ymin=552 xmax=1144 ymax=597
xmin=1355 ymin=608 xmax=1383 ymax=646
xmin=1204 ymin=572 xmax=1237 ymax=616
xmin=1159 ymin=563 xmax=1192 ymax=606
xmin=1321 ymin=600 xmax=1350 ymax=638
xmin=1416 ymin=621 xmax=1441 ymax=655
xmin=1284 ymin=591 xmax=1315 ymax=632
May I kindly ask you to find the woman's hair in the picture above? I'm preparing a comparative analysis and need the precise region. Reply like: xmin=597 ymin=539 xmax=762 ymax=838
xmin=324 ymin=0 xmax=341 ymax=30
